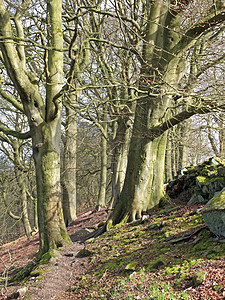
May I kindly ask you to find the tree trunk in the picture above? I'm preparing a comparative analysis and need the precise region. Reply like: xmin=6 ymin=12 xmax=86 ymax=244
xmin=178 ymin=123 xmax=188 ymax=170
xmin=96 ymin=131 xmax=107 ymax=210
xmin=101 ymin=1 xmax=187 ymax=228
xmin=33 ymin=123 xmax=71 ymax=254
xmin=96 ymin=106 xmax=108 ymax=211
xmin=110 ymin=117 xmax=132 ymax=209
xmin=107 ymin=130 xmax=168 ymax=226
xmin=20 ymin=183 xmax=32 ymax=239
xmin=165 ymin=134 xmax=173 ymax=183
xmin=62 ymin=104 xmax=77 ymax=226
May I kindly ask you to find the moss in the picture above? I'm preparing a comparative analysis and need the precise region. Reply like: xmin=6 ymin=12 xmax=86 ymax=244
xmin=125 ymin=261 xmax=137 ymax=271
xmin=165 ymin=259 xmax=203 ymax=277
xmin=204 ymin=188 xmax=225 ymax=208
xmin=145 ymin=254 xmax=167 ymax=271
xmin=192 ymin=271 xmax=207 ymax=286
xmin=76 ymin=248 xmax=94 ymax=258
xmin=10 ymin=262 xmax=37 ymax=283
xmin=38 ymin=249 xmax=56 ymax=264
xmin=106 ymin=219 xmax=113 ymax=231
xmin=30 ymin=269 xmax=51 ymax=277
xmin=197 ymin=176 xmax=224 ymax=185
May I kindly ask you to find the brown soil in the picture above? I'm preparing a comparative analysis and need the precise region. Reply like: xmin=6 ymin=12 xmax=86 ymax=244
xmin=0 ymin=208 xmax=109 ymax=300
xmin=1 ymin=204 xmax=225 ymax=300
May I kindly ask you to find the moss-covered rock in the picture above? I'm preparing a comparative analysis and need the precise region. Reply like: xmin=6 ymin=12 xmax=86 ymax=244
xmin=166 ymin=157 xmax=225 ymax=204
xmin=192 ymin=271 xmax=207 ymax=286
xmin=201 ymin=188 xmax=225 ymax=237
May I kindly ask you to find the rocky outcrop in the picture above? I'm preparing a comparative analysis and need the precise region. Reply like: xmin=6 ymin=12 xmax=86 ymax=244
xmin=166 ymin=157 xmax=225 ymax=205
xmin=201 ymin=188 xmax=225 ymax=238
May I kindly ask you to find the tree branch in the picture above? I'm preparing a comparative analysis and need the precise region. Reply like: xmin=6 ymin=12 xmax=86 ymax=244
xmin=0 ymin=123 xmax=31 ymax=139
xmin=0 ymin=88 xmax=24 ymax=112
xmin=148 ymin=101 xmax=225 ymax=140
xmin=173 ymin=3 xmax=225 ymax=55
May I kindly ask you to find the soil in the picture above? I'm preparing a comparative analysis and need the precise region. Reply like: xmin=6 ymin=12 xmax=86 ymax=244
xmin=1 ymin=204 xmax=225 ymax=300
xmin=0 ymin=208 xmax=109 ymax=300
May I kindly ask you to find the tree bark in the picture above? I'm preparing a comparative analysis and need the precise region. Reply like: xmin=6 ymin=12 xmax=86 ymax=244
xmin=62 ymin=104 xmax=77 ymax=226
xmin=165 ymin=134 xmax=173 ymax=183
xmin=0 ymin=0 xmax=71 ymax=255
xmin=95 ymin=104 xmax=109 ymax=211
xmin=110 ymin=117 xmax=132 ymax=209
xmin=101 ymin=1 xmax=193 ymax=228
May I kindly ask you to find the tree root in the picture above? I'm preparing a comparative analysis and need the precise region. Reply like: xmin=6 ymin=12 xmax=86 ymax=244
xmin=170 ymin=225 xmax=207 ymax=244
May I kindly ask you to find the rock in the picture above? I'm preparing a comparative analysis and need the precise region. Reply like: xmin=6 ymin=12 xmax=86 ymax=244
xmin=166 ymin=157 xmax=225 ymax=204
xmin=197 ymin=194 xmax=205 ymax=202
xmin=201 ymin=188 xmax=225 ymax=237
xmin=17 ymin=287 xmax=27 ymax=297
xmin=192 ymin=271 xmax=207 ymax=286
xmin=202 ymin=185 xmax=208 ymax=194
xmin=76 ymin=248 xmax=94 ymax=258
xmin=187 ymin=194 xmax=198 ymax=206
xmin=218 ymin=166 xmax=225 ymax=177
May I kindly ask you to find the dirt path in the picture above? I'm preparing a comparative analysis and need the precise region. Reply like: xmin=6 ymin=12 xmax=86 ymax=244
xmin=0 ymin=208 xmax=109 ymax=300
xmin=28 ymin=242 xmax=86 ymax=300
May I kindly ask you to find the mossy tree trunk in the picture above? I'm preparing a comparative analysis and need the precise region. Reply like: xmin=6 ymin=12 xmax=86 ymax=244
xmin=165 ymin=135 xmax=173 ymax=183
xmin=14 ymin=143 xmax=32 ymax=239
xmin=96 ymin=106 xmax=108 ymax=211
xmin=110 ymin=117 xmax=132 ymax=209
xmin=62 ymin=100 xmax=77 ymax=226
xmin=0 ymin=0 xmax=71 ymax=255
xmin=102 ymin=0 xmax=225 ymax=228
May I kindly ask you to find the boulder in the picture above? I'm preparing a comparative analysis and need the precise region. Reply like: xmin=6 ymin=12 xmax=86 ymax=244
xmin=166 ymin=157 xmax=225 ymax=204
xmin=201 ymin=188 xmax=225 ymax=237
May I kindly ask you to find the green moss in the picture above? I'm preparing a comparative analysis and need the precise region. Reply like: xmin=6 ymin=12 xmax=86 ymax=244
xmin=38 ymin=249 xmax=56 ymax=264
xmin=30 ymin=269 xmax=51 ymax=277
xmin=106 ymin=219 xmax=113 ymax=231
xmin=76 ymin=248 xmax=94 ymax=258
xmin=197 ymin=176 xmax=224 ymax=185
xmin=10 ymin=262 xmax=37 ymax=283
xmin=145 ymin=254 xmax=167 ymax=271
xmin=165 ymin=259 xmax=203 ymax=277
xmin=192 ymin=271 xmax=207 ymax=286
xmin=73 ymin=202 xmax=225 ymax=299
xmin=205 ymin=188 xmax=225 ymax=207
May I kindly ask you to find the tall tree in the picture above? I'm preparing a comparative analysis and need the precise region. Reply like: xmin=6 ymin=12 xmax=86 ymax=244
xmin=0 ymin=0 xmax=71 ymax=255
xmin=93 ymin=0 xmax=225 ymax=230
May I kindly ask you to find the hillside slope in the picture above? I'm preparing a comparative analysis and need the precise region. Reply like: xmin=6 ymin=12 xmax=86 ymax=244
xmin=1 ymin=203 xmax=225 ymax=299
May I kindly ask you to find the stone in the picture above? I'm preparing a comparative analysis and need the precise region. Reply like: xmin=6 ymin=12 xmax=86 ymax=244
xmin=187 ymin=194 xmax=198 ymax=206
xmin=197 ymin=194 xmax=205 ymax=202
xmin=201 ymin=188 xmax=225 ymax=237
xmin=192 ymin=271 xmax=207 ymax=286
xmin=166 ymin=157 xmax=225 ymax=204
xmin=17 ymin=287 xmax=27 ymax=297
xmin=202 ymin=185 xmax=208 ymax=194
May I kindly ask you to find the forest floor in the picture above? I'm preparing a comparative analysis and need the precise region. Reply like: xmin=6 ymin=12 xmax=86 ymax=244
xmin=0 ymin=201 xmax=225 ymax=300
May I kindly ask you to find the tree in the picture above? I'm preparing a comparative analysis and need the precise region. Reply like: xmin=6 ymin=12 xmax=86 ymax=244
xmin=91 ymin=0 xmax=225 ymax=230
xmin=0 ymin=0 xmax=71 ymax=255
